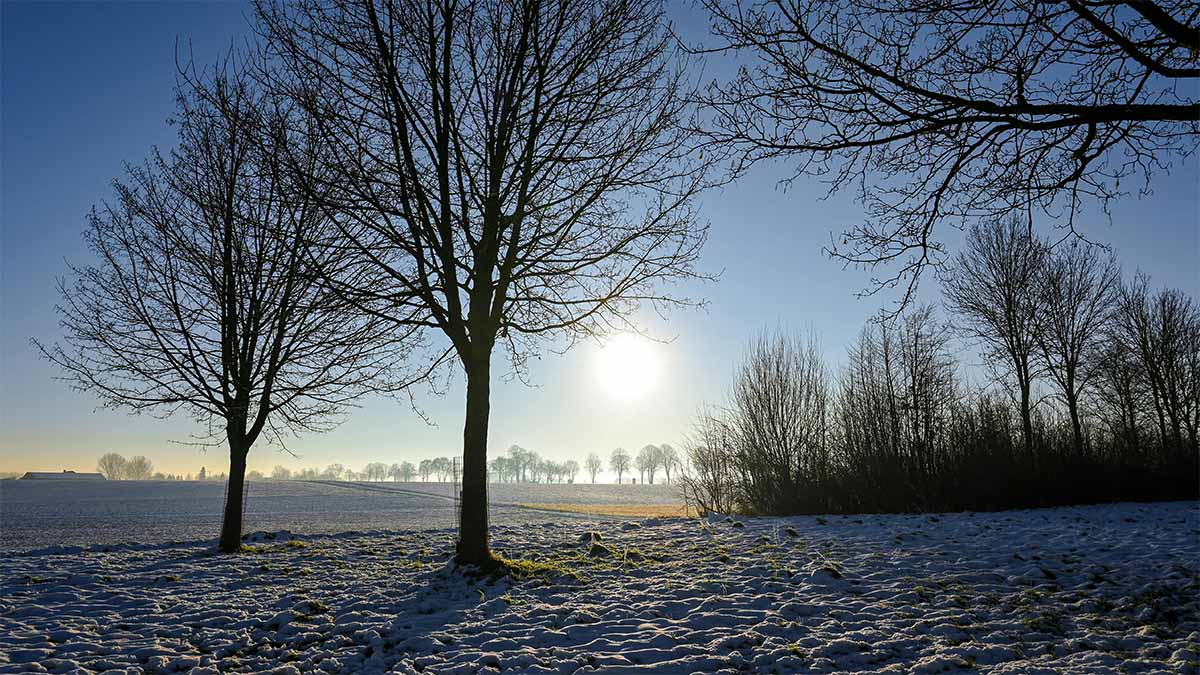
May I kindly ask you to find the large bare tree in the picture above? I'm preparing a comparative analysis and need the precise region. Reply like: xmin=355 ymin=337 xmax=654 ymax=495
xmin=37 ymin=61 xmax=409 ymax=552
xmin=700 ymin=0 xmax=1199 ymax=306
xmin=256 ymin=0 xmax=708 ymax=566
xmin=942 ymin=217 xmax=1046 ymax=454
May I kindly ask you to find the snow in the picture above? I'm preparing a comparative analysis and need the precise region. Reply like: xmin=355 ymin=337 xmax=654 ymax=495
xmin=1 ymin=501 xmax=1196 ymax=674
xmin=0 ymin=480 xmax=680 ymax=551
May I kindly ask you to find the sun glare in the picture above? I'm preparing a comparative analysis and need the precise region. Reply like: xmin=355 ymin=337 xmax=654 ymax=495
xmin=596 ymin=334 xmax=661 ymax=402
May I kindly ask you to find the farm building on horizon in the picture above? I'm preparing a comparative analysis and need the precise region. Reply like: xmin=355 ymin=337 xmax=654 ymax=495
xmin=19 ymin=470 xmax=106 ymax=480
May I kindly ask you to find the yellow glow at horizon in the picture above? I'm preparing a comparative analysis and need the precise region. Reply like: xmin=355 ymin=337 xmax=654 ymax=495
xmin=596 ymin=333 xmax=660 ymax=402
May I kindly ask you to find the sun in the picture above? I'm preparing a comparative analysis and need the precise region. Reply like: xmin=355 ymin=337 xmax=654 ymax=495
xmin=596 ymin=333 xmax=661 ymax=402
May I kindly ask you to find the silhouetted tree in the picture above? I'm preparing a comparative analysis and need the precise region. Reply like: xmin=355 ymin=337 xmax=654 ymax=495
xmin=1113 ymin=276 xmax=1200 ymax=461
xmin=257 ymin=0 xmax=708 ymax=566
xmin=1035 ymin=244 xmax=1120 ymax=455
xmin=97 ymin=452 xmax=128 ymax=480
xmin=942 ymin=217 xmax=1046 ymax=454
xmin=271 ymin=465 xmax=292 ymax=480
xmin=838 ymin=306 xmax=958 ymax=509
xmin=680 ymin=408 xmax=739 ymax=515
xmin=37 ymin=60 xmax=413 ymax=551
xmin=700 ymin=0 xmax=1199 ymax=306
xmin=728 ymin=330 xmax=831 ymax=513
xmin=610 ymin=448 xmax=631 ymax=485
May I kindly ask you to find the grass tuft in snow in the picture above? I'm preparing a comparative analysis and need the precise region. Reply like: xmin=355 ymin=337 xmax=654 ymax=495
xmin=457 ymin=551 xmax=581 ymax=582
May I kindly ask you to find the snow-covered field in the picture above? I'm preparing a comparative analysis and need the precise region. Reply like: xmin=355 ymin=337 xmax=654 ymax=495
xmin=1 ymin=501 xmax=1196 ymax=674
xmin=0 ymin=480 xmax=681 ymax=552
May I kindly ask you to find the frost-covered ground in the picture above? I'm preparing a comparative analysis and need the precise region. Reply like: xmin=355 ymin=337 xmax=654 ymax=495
xmin=0 ymin=480 xmax=680 ymax=551
xmin=1 ymin=501 xmax=1196 ymax=674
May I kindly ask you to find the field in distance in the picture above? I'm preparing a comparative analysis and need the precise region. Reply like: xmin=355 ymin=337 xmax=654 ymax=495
xmin=0 ymin=479 xmax=682 ymax=552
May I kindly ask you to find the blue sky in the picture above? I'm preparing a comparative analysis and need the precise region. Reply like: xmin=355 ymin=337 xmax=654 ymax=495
xmin=2 ymin=2 xmax=1196 ymax=477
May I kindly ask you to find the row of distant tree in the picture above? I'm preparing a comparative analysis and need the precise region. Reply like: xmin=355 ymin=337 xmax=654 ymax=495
xmin=90 ymin=451 xmax=686 ymax=484
xmin=95 ymin=454 xmax=233 ymax=481
xmin=683 ymin=218 xmax=1199 ymax=517
xmin=261 ymin=444 xmax=685 ymax=485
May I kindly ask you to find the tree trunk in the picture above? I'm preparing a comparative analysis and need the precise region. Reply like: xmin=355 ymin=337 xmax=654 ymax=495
xmin=457 ymin=353 xmax=492 ymax=566
xmin=1067 ymin=394 xmax=1084 ymax=457
xmin=218 ymin=441 xmax=249 ymax=553
xmin=1019 ymin=378 xmax=1034 ymax=457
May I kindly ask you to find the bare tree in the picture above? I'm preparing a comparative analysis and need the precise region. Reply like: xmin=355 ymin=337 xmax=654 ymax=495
xmin=728 ymin=330 xmax=831 ymax=514
xmin=838 ymin=306 xmax=958 ymax=509
xmin=658 ymin=443 xmax=679 ymax=483
xmin=399 ymin=461 xmax=417 ymax=482
xmin=700 ymin=0 xmax=1199 ymax=306
xmin=564 ymin=460 xmax=580 ymax=484
xmin=364 ymin=462 xmax=390 ymax=481
xmin=97 ymin=452 xmax=128 ymax=480
xmin=609 ymin=448 xmax=631 ymax=485
xmin=1092 ymin=338 xmax=1146 ymax=455
xmin=896 ymin=307 xmax=959 ymax=483
xmin=637 ymin=444 xmax=660 ymax=484
xmin=584 ymin=452 xmax=603 ymax=484
xmin=126 ymin=456 xmax=154 ymax=481
xmin=38 ymin=61 xmax=410 ymax=552
xmin=679 ymin=407 xmax=739 ymax=515
xmin=271 ymin=465 xmax=292 ymax=480
xmin=1113 ymin=276 xmax=1200 ymax=458
xmin=257 ymin=0 xmax=709 ymax=565
xmin=507 ymin=446 xmax=534 ymax=483
xmin=942 ymin=217 xmax=1046 ymax=453
xmin=1035 ymin=244 xmax=1120 ymax=455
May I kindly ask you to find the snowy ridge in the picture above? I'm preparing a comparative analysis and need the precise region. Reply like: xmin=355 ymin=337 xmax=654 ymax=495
xmin=1 ymin=502 xmax=1196 ymax=674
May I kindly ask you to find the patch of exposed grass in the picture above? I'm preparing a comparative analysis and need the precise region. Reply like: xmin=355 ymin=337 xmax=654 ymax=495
xmin=1022 ymin=610 xmax=1065 ymax=635
xmin=460 ymin=552 xmax=582 ymax=582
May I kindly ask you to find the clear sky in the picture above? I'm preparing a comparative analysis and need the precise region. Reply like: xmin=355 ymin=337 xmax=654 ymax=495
xmin=2 ymin=1 xmax=1197 ymax=478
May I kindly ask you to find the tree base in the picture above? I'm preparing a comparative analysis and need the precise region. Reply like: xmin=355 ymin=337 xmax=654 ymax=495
xmin=453 ymin=550 xmax=578 ymax=582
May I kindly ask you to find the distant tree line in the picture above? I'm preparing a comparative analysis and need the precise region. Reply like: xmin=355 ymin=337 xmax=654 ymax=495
xmin=682 ymin=218 xmax=1198 ymax=516
xmin=260 ymin=445 xmax=684 ymax=485
xmin=93 ymin=454 xmax=235 ymax=481
xmin=82 ymin=453 xmax=689 ymax=484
